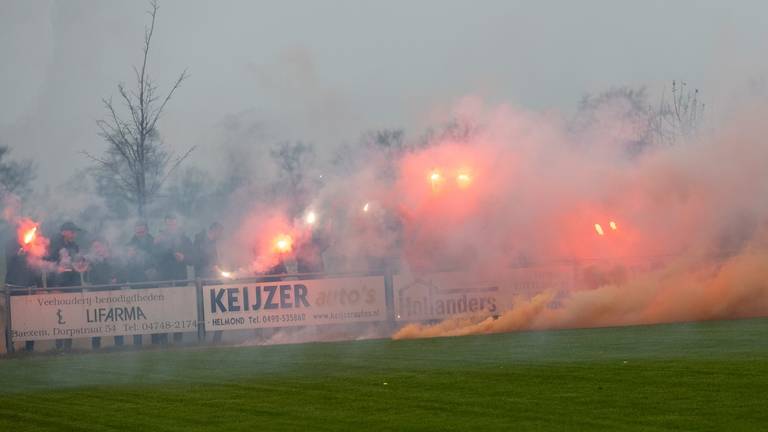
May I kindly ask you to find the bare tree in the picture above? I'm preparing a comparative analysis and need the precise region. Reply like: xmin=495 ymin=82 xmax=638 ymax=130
xmin=650 ymin=80 xmax=705 ymax=146
xmin=0 ymin=145 xmax=36 ymax=197
xmin=573 ymin=86 xmax=654 ymax=155
xmin=573 ymin=82 xmax=705 ymax=156
xmin=86 ymin=0 xmax=192 ymax=218
xmin=162 ymin=166 xmax=214 ymax=220
xmin=420 ymin=117 xmax=481 ymax=148
xmin=269 ymin=140 xmax=315 ymax=205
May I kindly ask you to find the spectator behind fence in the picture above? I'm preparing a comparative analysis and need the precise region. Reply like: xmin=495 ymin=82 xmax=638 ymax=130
xmin=45 ymin=221 xmax=83 ymax=351
xmin=126 ymin=221 xmax=156 ymax=346
xmin=85 ymin=239 xmax=122 ymax=349
xmin=46 ymin=221 xmax=82 ymax=288
xmin=194 ymin=222 xmax=224 ymax=342
xmin=295 ymin=228 xmax=329 ymax=276
xmin=154 ymin=215 xmax=192 ymax=344
xmin=154 ymin=215 xmax=192 ymax=282
xmin=193 ymin=222 xmax=223 ymax=279
xmin=126 ymin=221 xmax=156 ymax=283
xmin=5 ymin=235 xmax=39 ymax=288
xmin=5 ymin=233 xmax=41 ymax=352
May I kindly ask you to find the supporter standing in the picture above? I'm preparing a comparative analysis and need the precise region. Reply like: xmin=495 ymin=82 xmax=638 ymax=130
xmin=155 ymin=215 xmax=192 ymax=282
xmin=5 ymin=235 xmax=40 ymax=352
xmin=126 ymin=221 xmax=156 ymax=283
xmin=194 ymin=222 xmax=224 ymax=342
xmin=154 ymin=215 xmax=192 ymax=343
xmin=45 ymin=221 xmax=82 ymax=351
xmin=193 ymin=222 xmax=223 ymax=279
xmin=46 ymin=222 xmax=82 ymax=288
xmin=85 ymin=239 xmax=120 ymax=349
xmin=295 ymin=229 xmax=329 ymax=276
xmin=126 ymin=220 xmax=155 ymax=346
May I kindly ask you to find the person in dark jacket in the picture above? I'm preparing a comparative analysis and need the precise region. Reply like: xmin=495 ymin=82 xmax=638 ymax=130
xmin=45 ymin=221 xmax=82 ymax=288
xmin=5 ymin=238 xmax=38 ymax=288
xmin=193 ymin=222 xmax=223 ymax=279
xmin=194 ymin=222 xmax=224 ymax=342
xmin=85 ymin=239 xmax=118 ymax=286
xmin=260 ymin=261 xmax=287 ymax=282
xmin=5 ymin=236 xmax=40 ymax=352
xmin=154 ymin=215 xmax=192 ymax=282
xmin=126 ymin=221 xmax=155 ymax=346
xmin=154 ymin=215 xmax=192 ymax=343
xmin=45 ymin=221 xmax=83 ymax=351
xmin=126 ymin=221 xmax=156 ymax=283
xmin=85 ymin=239 xmax=119 ymax=349
xmin=295 ymin=230 xmax=329 ymax=276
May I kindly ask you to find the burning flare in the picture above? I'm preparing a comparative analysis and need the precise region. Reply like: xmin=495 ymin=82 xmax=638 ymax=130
xmin=609 ymin=221 xmax=618 ymax=231
xmin=274 ymin=234 xmax=293 ymax=253
xmin=23 ymin=226 xmax=37 ymax=245
xmin=429 ymin=169 xmax=443 ymax=189
xmin=16 ymin=218 xmax=47 ymax=257
xmin=305 ymin=210 xmax=318 ymax=226
xmin=594 ymin=223 xmax=605 ymax=236
xmin=456 ymin=172 xmax=472 ymax=189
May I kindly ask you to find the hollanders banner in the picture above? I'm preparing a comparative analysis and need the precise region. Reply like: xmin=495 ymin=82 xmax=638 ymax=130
xmin=394 ymin=266 xmax=575 ymax=322
xmin=10 ymin=286 xmax=198 ymax=341
xmin=203 ymin=276 xmax=387 ymax=331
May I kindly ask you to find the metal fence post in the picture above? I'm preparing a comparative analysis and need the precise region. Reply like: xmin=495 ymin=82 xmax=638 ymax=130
xmin=195 ymin=278 xmax=205 ymax=343
xmin=4 ymin=286 xmax=14 ymax=354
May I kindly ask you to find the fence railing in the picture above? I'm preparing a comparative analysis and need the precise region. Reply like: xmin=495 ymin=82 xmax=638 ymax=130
xmin=2 ymin=270 xmax=401 ymax=354
xmin=3 ymin=254 xmax=689 ymax=355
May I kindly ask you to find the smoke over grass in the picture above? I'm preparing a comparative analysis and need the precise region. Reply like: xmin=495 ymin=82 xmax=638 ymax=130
xmin=5 ymin=78 xmax=767 ymax=345
xmin=393 ymin=98 xmax=768 ymax=339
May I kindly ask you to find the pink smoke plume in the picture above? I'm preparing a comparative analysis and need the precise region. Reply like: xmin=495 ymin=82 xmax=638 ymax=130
xmin=392 ymin=98 xmax=768 ymax=339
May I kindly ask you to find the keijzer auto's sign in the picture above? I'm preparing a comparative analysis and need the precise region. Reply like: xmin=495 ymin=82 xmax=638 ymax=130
xmin=203 ymin=276 xmax=387 ymax=330
xmin=10 ymin=286 xmax=199 ymax=341
xmin=393 ymin=266 xmax=574 ymax=322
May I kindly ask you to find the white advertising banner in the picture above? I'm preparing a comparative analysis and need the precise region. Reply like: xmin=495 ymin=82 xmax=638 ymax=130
xmin=10 ymin=286 xmax=198 ymax=341
xmin=394 ymin=266 xmax=575 ymax=322
xmin=203 ymin=276 xmax=387 ymax=331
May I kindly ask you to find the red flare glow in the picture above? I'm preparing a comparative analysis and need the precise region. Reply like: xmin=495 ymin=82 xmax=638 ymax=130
xmin=456 ymin=172 xmax=472 ymax=189
xmin=594 ymin=223 xmax=605 ymax=236
xmin=429 ymin=169 xmax=443 ymax=190
xmin=23 ymin=226 xmax=37 ymax=245
xmin=274 ymin=234 xmax=293 ymax=253
xmin=16 ymin=218 xmax=48 ymax=258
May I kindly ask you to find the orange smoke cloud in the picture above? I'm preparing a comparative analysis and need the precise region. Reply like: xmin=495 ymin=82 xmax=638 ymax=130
xmin=394 ymin=247 xmax=768 ymax=339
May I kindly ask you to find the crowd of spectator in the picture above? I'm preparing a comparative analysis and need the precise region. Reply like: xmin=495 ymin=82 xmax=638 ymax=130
xmin=4 ymin=214 xmax=230 ymax=351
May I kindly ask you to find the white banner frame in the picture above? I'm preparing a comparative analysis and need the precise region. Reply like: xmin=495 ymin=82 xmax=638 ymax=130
xmin=202 ymin=276 xmax=387 ymax=331
xmin=10 ymin=286 xmax=199 ymax=341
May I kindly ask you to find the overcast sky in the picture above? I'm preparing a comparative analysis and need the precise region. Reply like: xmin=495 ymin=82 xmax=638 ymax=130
xmin=2 ymin=0 xmax=767 ymax=187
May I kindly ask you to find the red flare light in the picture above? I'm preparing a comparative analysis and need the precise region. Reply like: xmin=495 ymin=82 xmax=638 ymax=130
xmin=594 ymin=223 xmax=605 ymax=236
xmin=456 ymin=172 xmax=472 ymax=189
xmin=23 ymin=226 xmax=37 ymax=245
xmin=16 ymin=218 xmax=48 ymax=257
xmin=273 ymin=234 xmax=293 ymax=253
xmin=429 ymin=169 xmax=443 ymax=190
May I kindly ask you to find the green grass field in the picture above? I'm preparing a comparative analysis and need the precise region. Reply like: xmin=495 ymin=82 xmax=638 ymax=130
xmin=1 ymin=319 xmax=767 ymax=431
